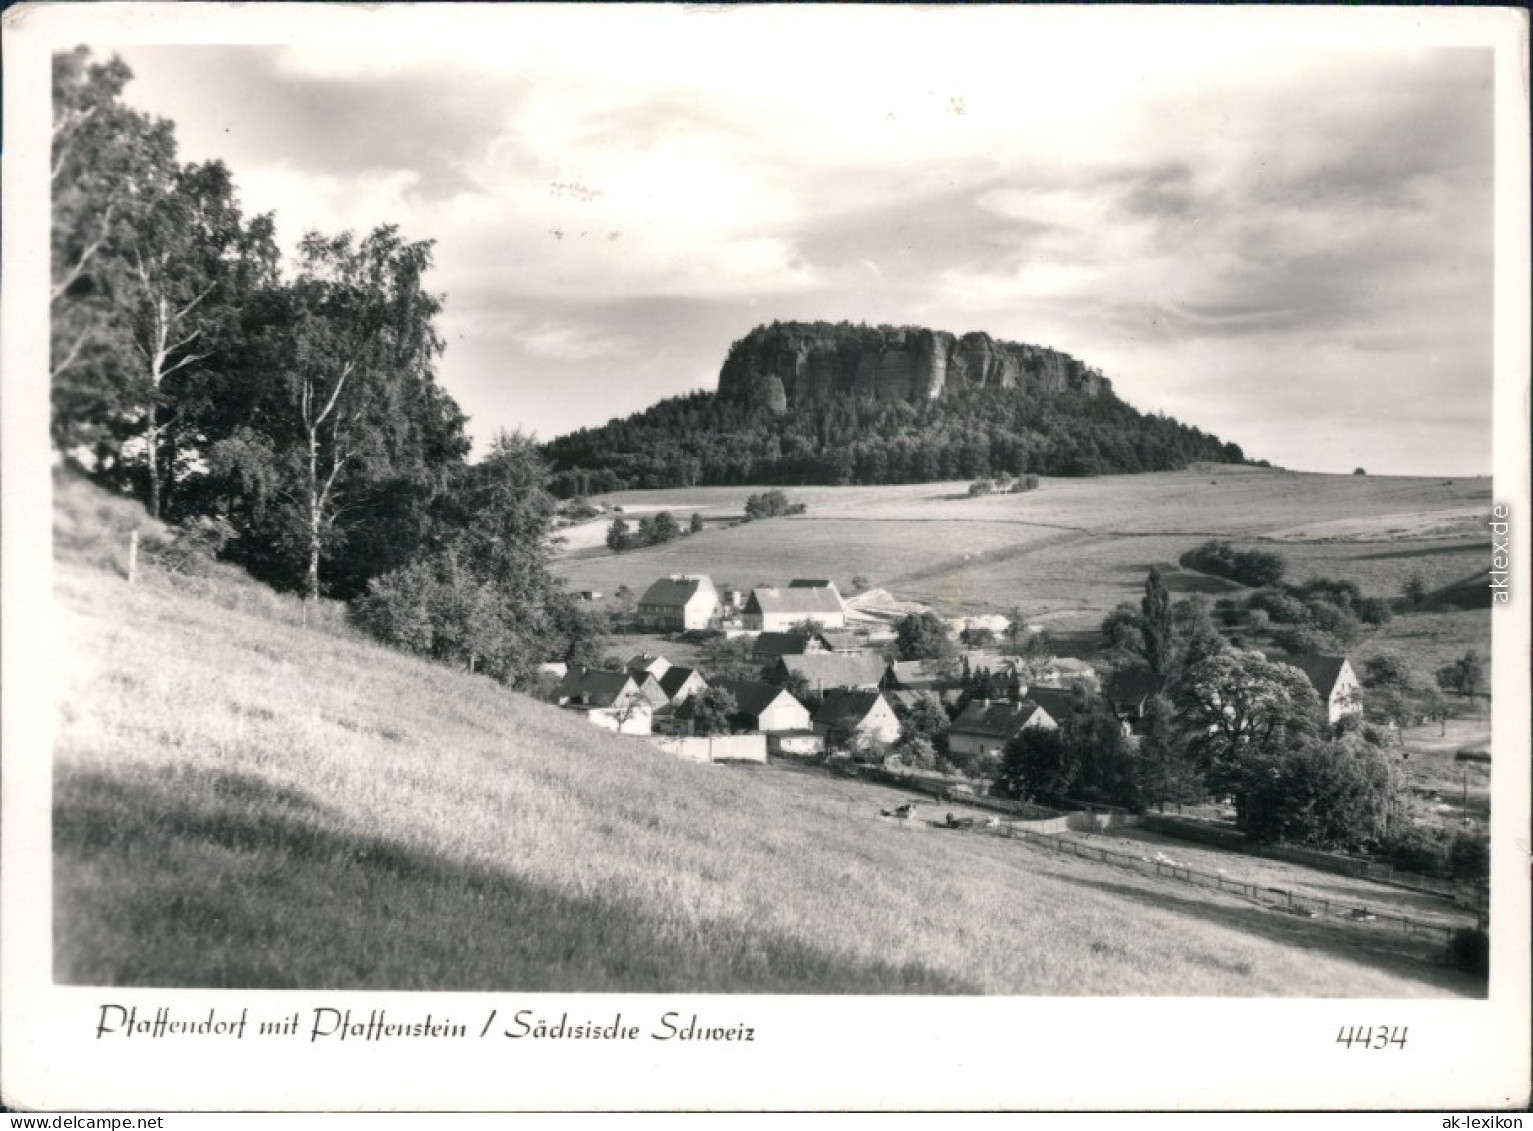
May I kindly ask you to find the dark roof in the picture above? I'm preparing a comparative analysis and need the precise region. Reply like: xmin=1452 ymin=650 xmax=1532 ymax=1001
xmin=789 ymin=579 xmax=835 ymax=589
xmin=712 ymin=678 xmax=800 ymax=719
xmin=658 ymin=666 xmax=705 ymax=699
xmin=818 ymin=631 xmax=867 ymax=652
xmin=951 ymin=699 xmax=1048 ymax=739
xmin=638 ymin=575 xmax=713 ymax=608
xmin=777 ymin=652 xmax=886 ymax=689
xmin=746 ymin=586 xmax=845 ymax=617
xmin=884 ymin=660 xmax=944 ymax=689
xmin=752 ymin=631 xmax=813 ymax=658
xmin=1024 ymin=686 xmax=1084 ymax=721
xmin=634 ymin=673 xmax=671 ymax=706
xmin=1103 ymin=668 xmax=1166 ymax=709
xmin=813 ymin=689 xmax=890 ymax=731
xmin=1272 ymin=654 xmax=1350 ymax=697
xmin=555 ymin=667 xmax=637 ymax=707
xmin=626 ymin=652 xmax=670 ymax=674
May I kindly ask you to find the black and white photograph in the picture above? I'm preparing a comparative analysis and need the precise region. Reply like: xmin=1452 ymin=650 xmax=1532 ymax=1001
xmin=3 ymin=1 xmax=1529 ymax=1112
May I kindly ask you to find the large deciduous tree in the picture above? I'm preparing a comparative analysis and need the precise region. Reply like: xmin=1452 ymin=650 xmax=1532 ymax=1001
xmin=1174 ymin=649 xmax=1323 ymax=828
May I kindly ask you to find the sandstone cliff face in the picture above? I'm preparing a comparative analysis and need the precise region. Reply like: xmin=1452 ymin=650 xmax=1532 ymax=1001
xmin=717 ymin=322 xmax=1110 ymax=411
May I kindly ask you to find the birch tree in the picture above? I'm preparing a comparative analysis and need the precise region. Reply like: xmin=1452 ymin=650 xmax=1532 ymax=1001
xmin=287 ymin=227 xmax=444 ymax=604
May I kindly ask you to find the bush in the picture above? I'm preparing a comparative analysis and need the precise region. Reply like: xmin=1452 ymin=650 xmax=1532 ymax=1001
xmin=968 ymin=479 xmax=996 ymax=497
xmin=1248 ymin=590 xmax=1309 ymax=624
xmin=1380 ymin=825 xmax=1450 ymax=878
xmin=1183 ymin=540 xmax=1286 ymax=587
xmin=1448 ymin=829 xmax=1490 ymax=882
xmin=1447 ymin=928 xmax=1488 ymax=976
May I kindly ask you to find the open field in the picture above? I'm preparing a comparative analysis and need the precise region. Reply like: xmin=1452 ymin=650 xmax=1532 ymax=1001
xmin=51 ymin=545 xmax=1480 ymax=995
xmin=554 ymin=468 xmax=1495 ymax=665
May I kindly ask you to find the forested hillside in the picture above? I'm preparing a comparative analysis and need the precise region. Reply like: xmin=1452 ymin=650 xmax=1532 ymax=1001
xmin=542 ymin=322 xmax=1253 ymax=497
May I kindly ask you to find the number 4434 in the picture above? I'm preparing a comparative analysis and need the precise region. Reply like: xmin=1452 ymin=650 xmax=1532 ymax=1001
xmin=1336 ymin=1026 xmax=1408 ymax=1049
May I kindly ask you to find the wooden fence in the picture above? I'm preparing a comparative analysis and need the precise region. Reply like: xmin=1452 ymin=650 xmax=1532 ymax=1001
xmin=985 ymin=824 xmax=1462 ymax=945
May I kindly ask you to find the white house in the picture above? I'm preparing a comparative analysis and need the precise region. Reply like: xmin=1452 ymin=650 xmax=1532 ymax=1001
xmin=635 ymin=575 xmax=719 ymax=631
xmin=813 ymin=689 xmax=902 ymax=747
xmin=712 ymin=678 xmax=813 ymax=733
xmin=947 ymin=699 xmax=1056 ymax=760
xmin=1279 ymin=655 xmax=1364 ymax=725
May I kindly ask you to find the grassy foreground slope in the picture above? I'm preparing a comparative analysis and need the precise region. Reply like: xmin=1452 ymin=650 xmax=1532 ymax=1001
xmin=53 ymin=490 xmax=1474 ymax=995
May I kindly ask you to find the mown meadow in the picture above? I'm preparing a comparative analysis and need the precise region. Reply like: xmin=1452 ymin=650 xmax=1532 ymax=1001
xmin=50 ymin=479 xmax=1481 ymax=996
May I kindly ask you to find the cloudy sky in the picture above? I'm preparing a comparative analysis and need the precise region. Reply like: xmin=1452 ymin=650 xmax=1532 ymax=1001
xmin=104 ymin=7 xmax=1499 ymax=475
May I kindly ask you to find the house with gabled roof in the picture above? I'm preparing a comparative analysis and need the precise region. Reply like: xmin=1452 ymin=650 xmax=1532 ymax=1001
xmin=813 ymin=689 xmax=902 ymax=747
xmin=711 ymin=678 xmax=813 ymax=734
xmin=553 ymin=667 xmax=654 ymax=735
xmin=771 ymin=652 xmax=887 ymax=694
xmin=636 ymin=574 xmax=719 ymax=631
xmin=626 ymin=652 xmax=672 ymax=681
xmin=656 ymin=665 xmax=708 ymax=706
xmin=751 ymin=631 xmax=825 ymax=662
xmin=947 ymin=698 xmax=1056 ymax=760
xmin=742 ymin=584 xmax=846 ymax=631
xmin=1023 ymin=685 xmax=1085 ymax=727
xmin=1275 ymin=654 xmax=1363 ymax=724
xmin=1102 ymin=668 xmax=1167 ymax=732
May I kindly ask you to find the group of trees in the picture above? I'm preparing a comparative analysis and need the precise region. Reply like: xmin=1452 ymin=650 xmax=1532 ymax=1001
xmin=1057 ymin=568 xmax=1413 ymax=850
xmin=52 ymin=49 xmax=601 ymax=685
xmin=741 ymin=489 xmax=806 ymax=521
xmin=1182 ymin=540 xmax=1287 ymax=588
xmin=542 ymin=376 xmax=1250 ymax=497
xmin=606 ymin=510 xmax=694 ymax=552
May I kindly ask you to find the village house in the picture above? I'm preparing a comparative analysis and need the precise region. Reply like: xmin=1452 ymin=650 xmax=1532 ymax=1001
xmin=635 ymin=574 xmax=719 ymax=632
xmin=1023 ymin=685 xmax=1085 ymax=727
xmin=712 ymin=678 xmax=814 ymax=734
xmin=813 ymin=689 xmax=902 ymax=747
xmin=750 ymin=631 xmax=826 ymax=662
xmin=655 ymin=665 xmax=708 ymax=706
xmin=1279 ymin=654 xmax=1365 ymax=724
xmin=771 ymin=652 xmax=887 ymax=694
xmin=1028 ymin=657 xmax=1099 ymax=690
xmin=742 ymin=584 xmax=847 ymax=631
xmin=1102 ymin=668 xmax=1168 ymax=733
xmin=553 ymin=667 xmax=655 ymax=736
xmin=947 ymin=698 xmax=1056 ymax=760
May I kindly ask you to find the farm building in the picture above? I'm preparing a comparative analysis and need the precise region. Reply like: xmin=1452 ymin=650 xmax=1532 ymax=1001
xmin=742 ymin=585 xmax=846 ymax=631
xmin=1275 ymin=654 xmax=1364 ymax=724
xmin=635 ymin=574 xmax=719 ymax=631
xmin=948 ymin=699 xmax=1056 ymax=759
xmin=711 ymin=678 xmax=813 ymax=734
xmin=656 ymin=665 xmax=708 ymax=706
xmin=772 ymin=652 xmax=887 ymax=694
xmin=813 ymin=689 xmax=902 ymax=747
